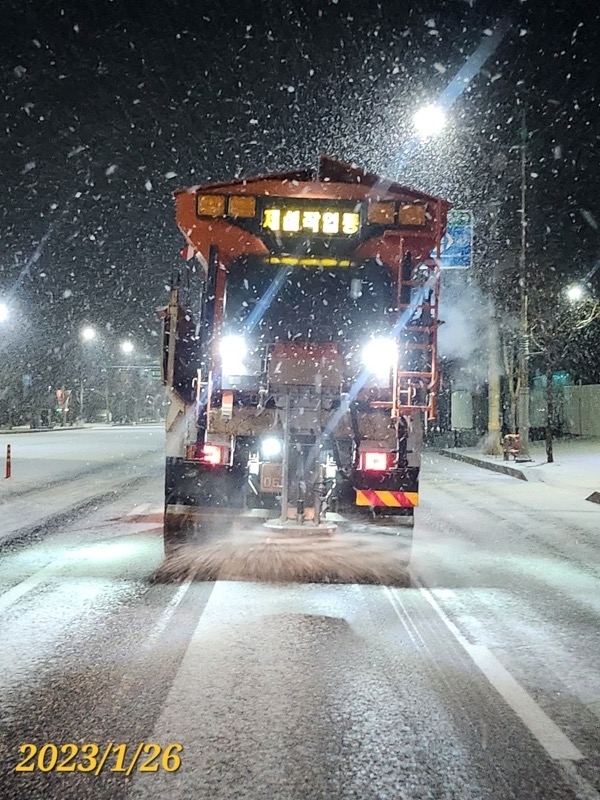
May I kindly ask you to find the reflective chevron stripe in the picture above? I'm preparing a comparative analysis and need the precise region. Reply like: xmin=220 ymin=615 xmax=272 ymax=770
xmin=355 ymin=489 xmax=419 ymax=507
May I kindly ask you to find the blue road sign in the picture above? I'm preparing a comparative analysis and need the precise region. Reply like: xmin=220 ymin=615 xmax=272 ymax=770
xmin=432 ymin=209 xmax=473 ymax=269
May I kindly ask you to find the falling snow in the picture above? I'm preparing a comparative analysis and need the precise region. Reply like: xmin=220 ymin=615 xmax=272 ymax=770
xmin=0 ymin=0 xmax=598 ymax=414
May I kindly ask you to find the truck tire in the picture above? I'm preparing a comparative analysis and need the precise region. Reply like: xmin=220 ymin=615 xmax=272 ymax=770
xmin=163 ymin=506 xmax=194 ymax=557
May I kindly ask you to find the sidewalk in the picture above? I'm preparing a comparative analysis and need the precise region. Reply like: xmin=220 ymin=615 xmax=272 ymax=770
xmin=0 ymin=424 xmax=164 ymax=502
xmin=0 ymin=425 xmax=87 ymax=434
xmin=0 ymin=422 xmax=161 ymax=434
xmin=439 ymin=438 xmax=600 ymax=502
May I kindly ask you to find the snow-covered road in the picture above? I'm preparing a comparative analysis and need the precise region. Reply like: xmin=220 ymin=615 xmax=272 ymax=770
xmin=0 ymin=444 xmax=599 ymax=799
xmin=0 ymin=425 xmax=164 ymax=542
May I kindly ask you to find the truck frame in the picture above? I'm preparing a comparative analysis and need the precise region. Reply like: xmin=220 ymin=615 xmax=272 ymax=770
xmin=161 ymin=156 xmax=450 ymax=552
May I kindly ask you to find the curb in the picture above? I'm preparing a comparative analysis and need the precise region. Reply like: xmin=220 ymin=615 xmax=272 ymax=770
xmin=0 ymin=426 xmax=87 ymax=435
xmin=0 ymin=423 xmax=163 ymax=435
xmin=0 ymin=468 xmax=162 ymax=549
xmin=438 ymin=449 xmax=527 ymax=481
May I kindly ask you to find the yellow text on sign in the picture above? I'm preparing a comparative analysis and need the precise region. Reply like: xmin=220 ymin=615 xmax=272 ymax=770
xmin=263 ymin=208 xmax=359 ymax=236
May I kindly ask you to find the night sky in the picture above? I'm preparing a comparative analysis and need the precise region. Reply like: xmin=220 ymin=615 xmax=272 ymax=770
xmin=1 ymin=0 xmax=599 ymax=382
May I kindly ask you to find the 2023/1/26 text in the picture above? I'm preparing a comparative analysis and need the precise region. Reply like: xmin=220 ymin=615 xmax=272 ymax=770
xmin=15 ymin=743 xmax=183 ymax=775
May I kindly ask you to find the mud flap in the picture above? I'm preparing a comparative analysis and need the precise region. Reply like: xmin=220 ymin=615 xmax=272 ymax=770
xmin=352 ymin=467 xmax=419 ymax=521
xmin=163 ymin=504 xmax=242 ymax=556
xmin=164 ymin=457 xmax=246 ymax=554
xmin=164 ymin=503 xmax=197 ymax=555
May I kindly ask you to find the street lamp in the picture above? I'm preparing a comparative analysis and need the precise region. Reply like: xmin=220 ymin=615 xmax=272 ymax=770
xmin=566 ymin=284 xmax=586 ymax=303
xmin=78 ymin=327 xmax=99 ymax=421
xmin=81 ymin=326 xmax=96 ymax=341
xmin=116 ymin=340 xmax=135 ymax=422
xmin=413 ymin=104 xmax=446 ymax=138
xmin=516 ymin=108 xmax=532 ymax=462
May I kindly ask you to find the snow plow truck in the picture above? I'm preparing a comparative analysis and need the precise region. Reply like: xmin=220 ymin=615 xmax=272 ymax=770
xmin=161 ymin=156 xmax=450 ymax=553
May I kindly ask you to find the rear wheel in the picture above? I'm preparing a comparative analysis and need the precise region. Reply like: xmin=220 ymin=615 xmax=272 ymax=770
xmin=163 ymin=505 xmax=194 ymax=557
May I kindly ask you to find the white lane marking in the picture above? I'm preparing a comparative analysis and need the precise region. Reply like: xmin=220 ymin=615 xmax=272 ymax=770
xmin=142 ymin=580 xmax=193 ymax=650
xmin=384 ymin=585 xmax=428 ymax=650
xmin=387 ymin=585 xmax=584 ymax=762
xmin=558 ymin=760 xmax=600 ymax=800
xmin=0 ymin=559 xmax=68 ymax=614
xmin=0 ymin=499 xmax=159 ymax=613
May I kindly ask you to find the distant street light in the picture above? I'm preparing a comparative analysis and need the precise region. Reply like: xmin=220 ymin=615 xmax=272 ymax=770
xmin=0 ymin=302 xmax=8 ymax=322
xmin=413 ymin=104 xmax=446 ymax=138
xmin=566 ymin=284 xmax=586 ymax=303
xmin=81 ymin=326 xmax=97 ymax=341
xmin=120 ymin=341 xmax=134 ymax=355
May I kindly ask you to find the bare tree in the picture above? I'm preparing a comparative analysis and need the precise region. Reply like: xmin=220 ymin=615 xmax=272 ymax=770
xmin=529 ymin=293 xmax=600 ymax=462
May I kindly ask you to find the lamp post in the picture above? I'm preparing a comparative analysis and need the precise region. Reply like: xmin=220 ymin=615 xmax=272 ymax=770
xmin=516 ymin=109 xmax=532 ymax=462
xmin=116 ymin=340 xmax=135 ymax=422
xmin=79 ymin=326 xmax=97 ymax=421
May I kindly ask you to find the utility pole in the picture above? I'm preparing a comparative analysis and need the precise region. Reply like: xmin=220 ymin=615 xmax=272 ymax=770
xmin=517 ymin=108 xmax=532 ymax=461
xmin=485 ymin=301 xmax=502 ymax=454
xmin=79 ymin=377 xmax=85 ymax=421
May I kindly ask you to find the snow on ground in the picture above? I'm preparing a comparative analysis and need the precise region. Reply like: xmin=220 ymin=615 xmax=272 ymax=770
xmin=441 ymin=437 xmax=600 ymax=492
xmin=0 ymin=424 xmax=164 ymax=498
xmin=0 ymin=425 xmax=164 ymax=543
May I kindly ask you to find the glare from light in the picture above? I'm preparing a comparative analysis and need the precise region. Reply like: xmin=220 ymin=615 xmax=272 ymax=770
xmin=413 ymin=104 xmax=446 ymax=138
xmin=261 ymin=437 xmax=282 ymax=458
xmin=567 ymin=284 xmax=585 ymax=302
xmin=220 ymin=334 xmax=247 ymax=375
xmin=201 ymin=444 xmax=222 ymax=465
xmin=0 ymin=302 xmax=8 ymax=322
xmin=361 ymin=337 xmax=398 ymax=378
xmin=220 ymin=334 xmax=247 ymax=360
xmin=363 ymin=451 xmax=389 ymax=471
xmin=81 ymin=326 xmax=96 ymax=341
xmin=120 ymin=340 xmax=134 ymax=354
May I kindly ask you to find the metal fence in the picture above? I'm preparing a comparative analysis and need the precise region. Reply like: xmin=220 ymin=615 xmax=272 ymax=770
xmin=563 ymin=385 xmax=600 ymax=437
xmin=530 ymin=383 xmax=600 ymax=437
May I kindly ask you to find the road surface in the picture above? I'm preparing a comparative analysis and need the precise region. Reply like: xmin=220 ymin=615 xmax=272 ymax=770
xmin=0 ymin=425 xmax=163 ymax=542
xmin=0 ymin=434 xmax=599 ymax=799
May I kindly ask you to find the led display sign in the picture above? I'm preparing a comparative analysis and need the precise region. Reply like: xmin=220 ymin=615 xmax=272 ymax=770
xmin=263 ymin=207 xmax=360 ymax=236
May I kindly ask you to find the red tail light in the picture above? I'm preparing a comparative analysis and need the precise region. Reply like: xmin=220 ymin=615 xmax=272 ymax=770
xmin=186 ymin=444 xmax=224 ymax=465
xmin=201 ymin=444 xmax=222 ymax=465
xmin=360 ymin=451 xmax=390 ymax=471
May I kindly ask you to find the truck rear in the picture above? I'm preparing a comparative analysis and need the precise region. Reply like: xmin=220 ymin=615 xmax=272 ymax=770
xmin=161 ymin=156 xmax=449 ymax=554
